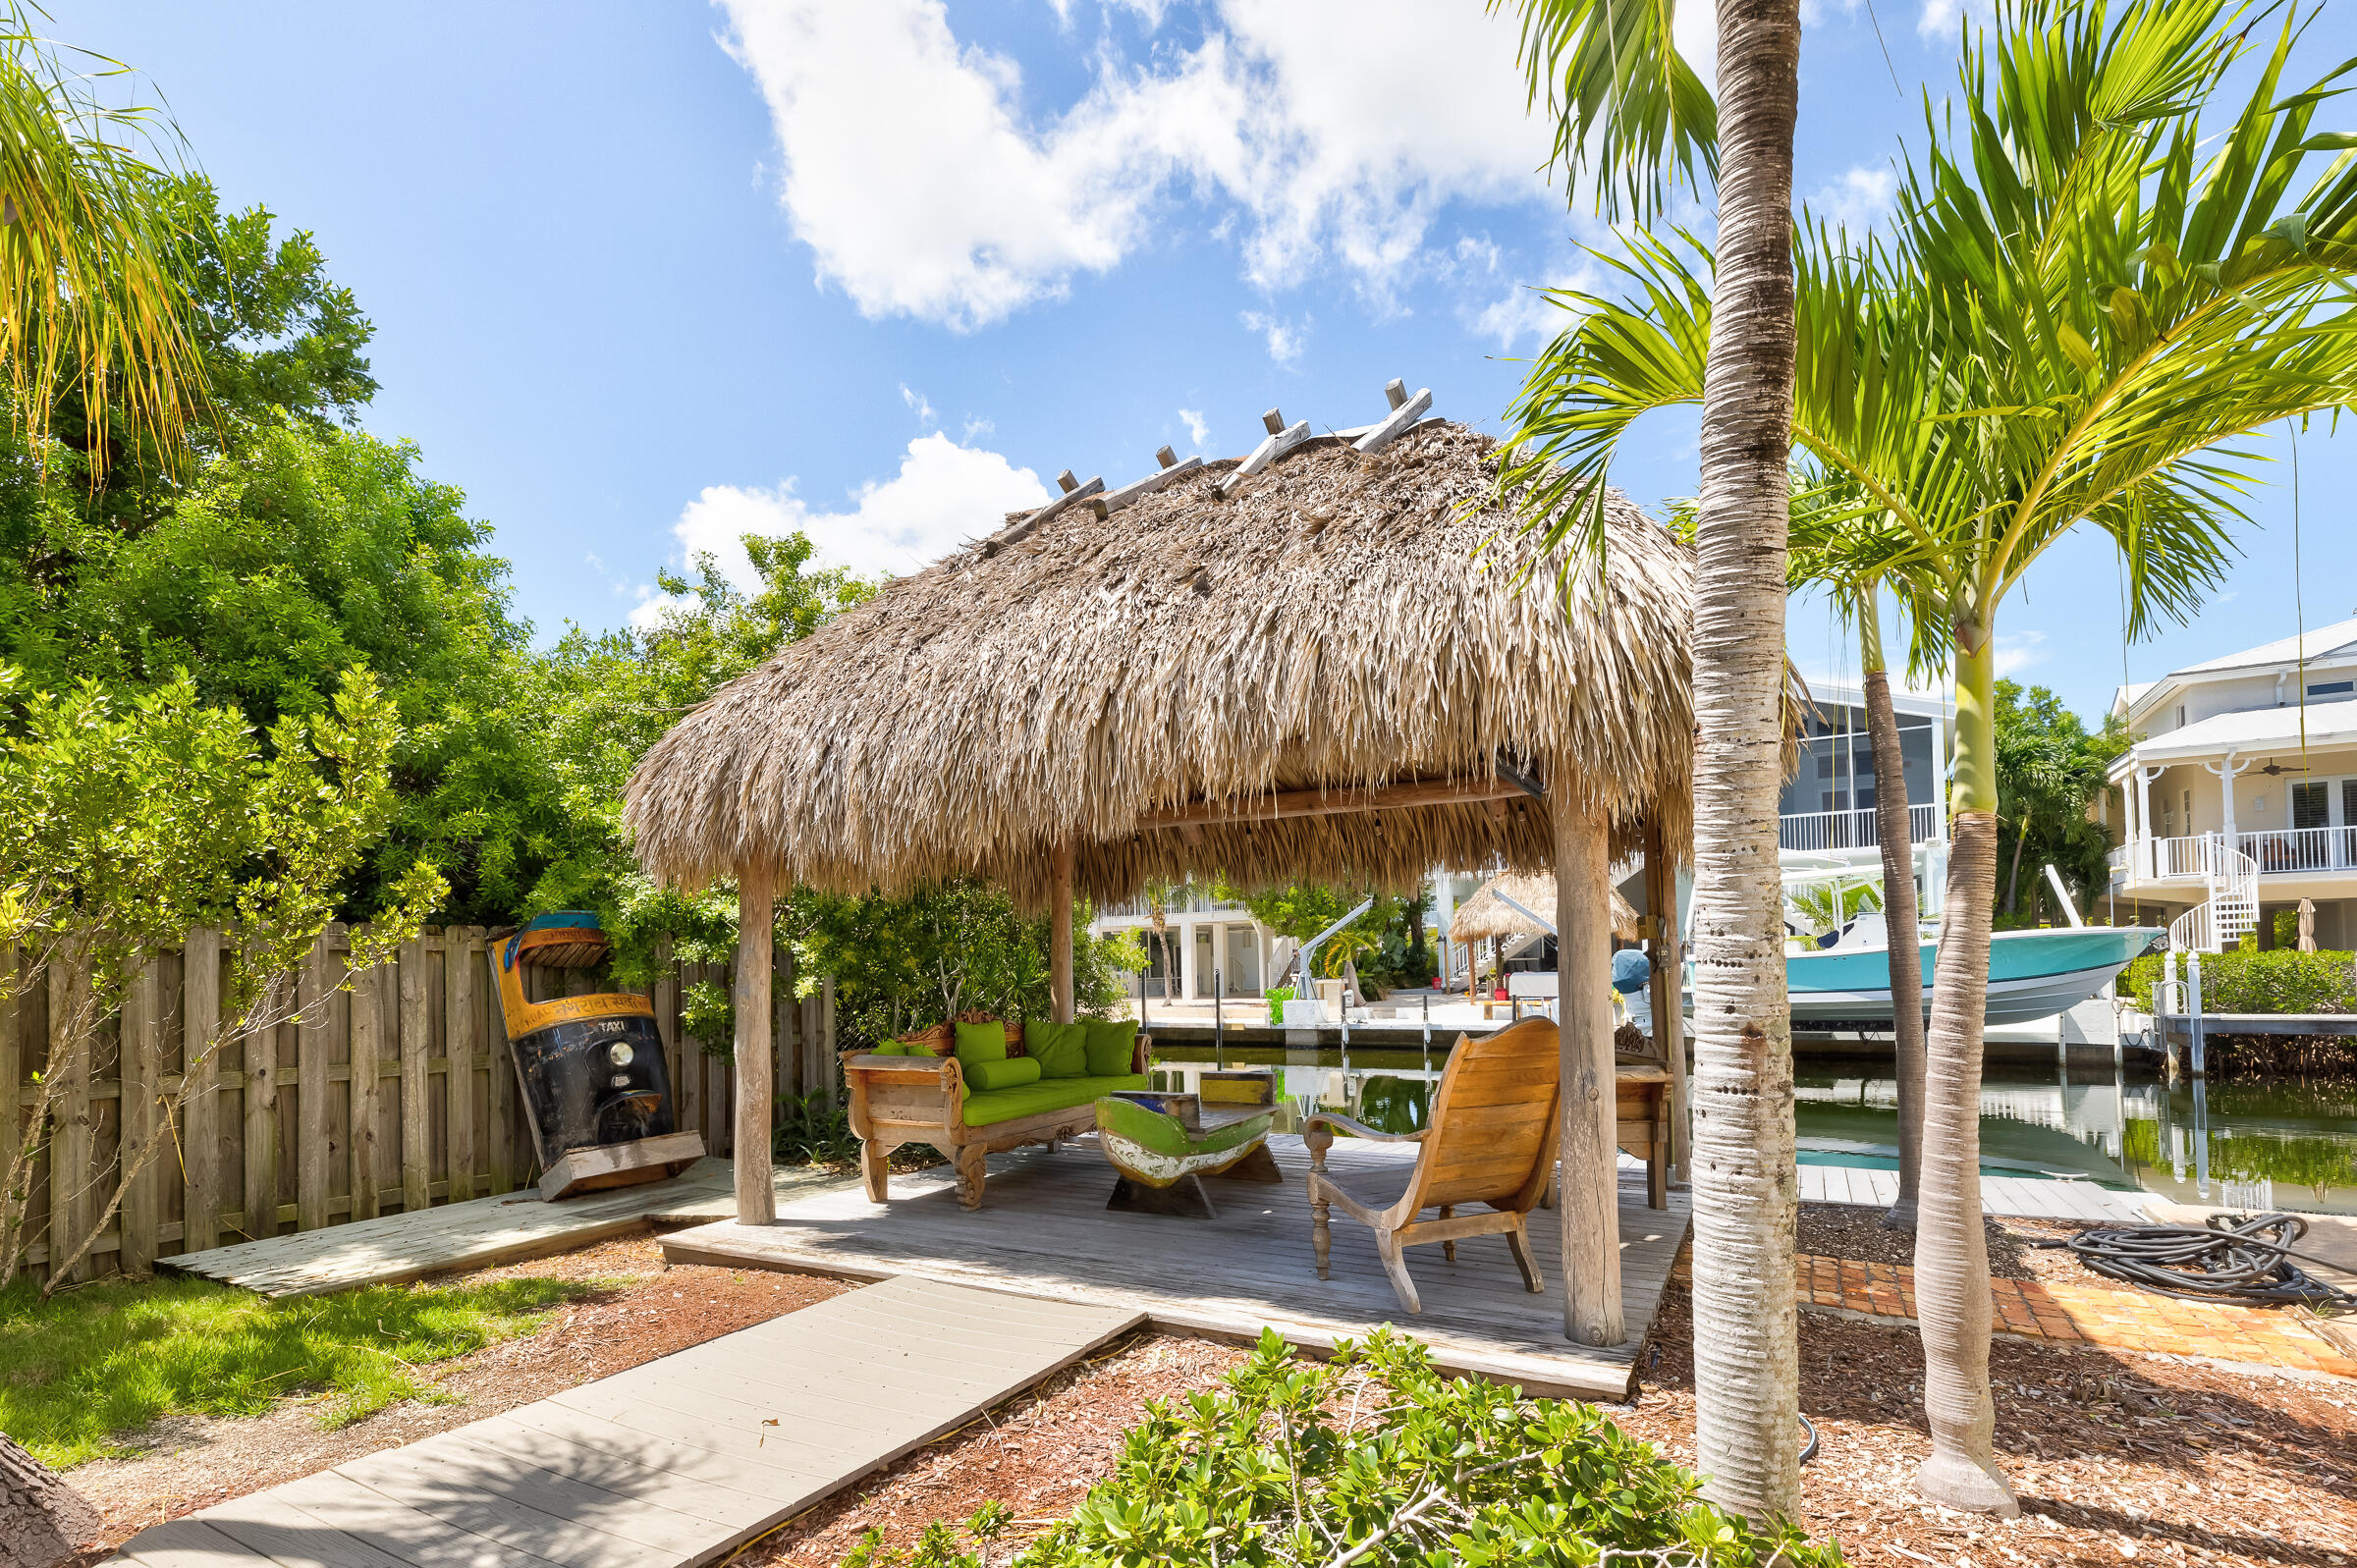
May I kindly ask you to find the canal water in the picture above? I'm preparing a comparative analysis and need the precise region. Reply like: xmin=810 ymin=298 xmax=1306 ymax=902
xmin=1152 ymin=1046 xmax=2357 ymax=1216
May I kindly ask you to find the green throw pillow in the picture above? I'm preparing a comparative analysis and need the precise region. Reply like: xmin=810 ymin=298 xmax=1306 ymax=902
xmin=1081 ymin=1018 xmax=1140 ymax=1076
xmin=962 ymin=1056 xmax=1040 ymax=1092
xmin=1025 ymin=1020 xmax=1090 ymax=1078
xmin=868 ymin=1042 xmax=907 ymax=1056
xmin=954 ymin=1019 xmax=1009 ymax=1066
xmin=902 ymin=1042 xmax=941 ymax=1057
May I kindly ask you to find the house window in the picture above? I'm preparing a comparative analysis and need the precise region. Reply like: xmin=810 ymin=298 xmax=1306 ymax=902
xmin=2182 ymin=788 xmax=2194 ymax=833
xmin=2310 ymin=679 xmax=2355 ymax=698
xmin=2293 ymin=782 xmax=2330 ymax=831
xmin=2175 ymin=704 xmax=2187 ymax=729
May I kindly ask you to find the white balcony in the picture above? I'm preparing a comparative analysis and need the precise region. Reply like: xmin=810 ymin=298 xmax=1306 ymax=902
xmin=1778 ymin=802 xmax=1940 ymax=853
xmin=2122 ymin=828 xmax=2357 ymax=881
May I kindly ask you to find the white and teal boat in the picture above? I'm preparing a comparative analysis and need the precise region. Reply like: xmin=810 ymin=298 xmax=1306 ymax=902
xmin=1756 ymin=926 xmax=2163 ymax=1030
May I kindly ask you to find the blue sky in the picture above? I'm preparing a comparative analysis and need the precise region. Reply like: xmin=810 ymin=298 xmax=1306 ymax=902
xmin=56 ymin=0 xmax=2357 ymax=727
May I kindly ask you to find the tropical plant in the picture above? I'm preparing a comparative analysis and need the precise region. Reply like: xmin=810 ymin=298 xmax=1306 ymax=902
xmin=0 ymin=11 xmax=207 ymax=478
xmin=0 ymin=665 xmax=443 ymax=1290
xmin=1785 ymin=877 xmax=1882 ymax=941
xmin=1494 ymin=0 xmax=1807 ymax=1522
xmin=1992 ymin=682 xmax=2127 ymax=925
xmin=837 ymin=1327 xmax=1838 ymax=1568
xmin=1501 ymin=0 xmax=2357 ymax=1512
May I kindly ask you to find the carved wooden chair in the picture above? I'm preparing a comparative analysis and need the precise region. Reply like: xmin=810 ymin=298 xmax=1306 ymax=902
xmin=1303 ymin=1016 xmax=1562 ymax=1314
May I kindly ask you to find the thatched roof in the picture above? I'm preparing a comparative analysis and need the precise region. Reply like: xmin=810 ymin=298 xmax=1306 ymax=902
xmin=626 ymin=418 xmax=1695 ymax=910
xmin=1448 ymin=871 xmax=1638 ymax=945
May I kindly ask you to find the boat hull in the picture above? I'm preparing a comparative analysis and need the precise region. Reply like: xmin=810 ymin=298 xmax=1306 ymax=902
xmin=1696 ymin=927 xmax=2163 ymax=1030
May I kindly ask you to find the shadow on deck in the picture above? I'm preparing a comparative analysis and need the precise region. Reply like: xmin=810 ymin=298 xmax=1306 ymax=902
xmin=661 ymin=1135 xmax=1689 ymax=1401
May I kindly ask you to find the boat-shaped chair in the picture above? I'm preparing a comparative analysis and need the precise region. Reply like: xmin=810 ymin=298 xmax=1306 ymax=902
xmin=1303 ymin=1016 xmax=1562 ymax=1314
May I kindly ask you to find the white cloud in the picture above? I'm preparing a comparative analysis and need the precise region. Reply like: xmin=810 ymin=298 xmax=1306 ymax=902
xmin=1239 ymin=309 xmax=1305 ymax=364
xmin=899 ymin=383 xmax=937 ymax=426
xmin=1178 ymin=407 xmax=1210 ymax=448
xmin=649 ymin=435 xmax=1051 ymax=621
xmin=1468 ymin=254 xmax=1601 ymax=351
xmin=1993 ymin=630 xmax=2048 ymax=678
xmin=961 ymin=414 xmax=995 ymax=441
xmin=1811 ymin=163 xmax=1894 ymax=235
xmin=716 ymin=0 xmax=1557 ymax=328
xmin=1917 ymin=0 xmax=1991 ymax=39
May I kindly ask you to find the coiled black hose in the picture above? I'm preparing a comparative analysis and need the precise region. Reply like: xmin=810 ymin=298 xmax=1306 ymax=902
xmin=2039 ymin=1212 xmax=2357 ymax=1309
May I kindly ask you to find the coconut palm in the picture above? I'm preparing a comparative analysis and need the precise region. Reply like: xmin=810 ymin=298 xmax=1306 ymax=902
xmin=1501 ymin=0 xmax=2357 ymax=1513
xmin=1493 ymin=0 xmax=1806 ymax=1522
xmin=0 ymin=9 xmax=206 ymax=474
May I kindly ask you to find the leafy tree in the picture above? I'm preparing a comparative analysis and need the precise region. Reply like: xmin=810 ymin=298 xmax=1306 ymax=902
xmin=0 ymin=665 xmax=442 ymax=1291
xmin=1992 ymin=682 xmax=2127 ymax=926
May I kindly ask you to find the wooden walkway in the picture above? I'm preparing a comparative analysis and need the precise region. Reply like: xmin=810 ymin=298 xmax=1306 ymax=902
xmin=107 ymin=1275 xmax=1141 ymax=1568
xmin=1798 ymin=1162 xmax=2155 ymax=1222
xmin=162 ymin=1161 xmax=854 ymax=1297
xmin=662 ymin=1136 xmax=1689 ymax=1401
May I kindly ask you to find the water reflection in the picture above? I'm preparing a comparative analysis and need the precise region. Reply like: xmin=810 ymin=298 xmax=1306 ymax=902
xmin=1151 ymin=1048 xmax=2357 ymax=1215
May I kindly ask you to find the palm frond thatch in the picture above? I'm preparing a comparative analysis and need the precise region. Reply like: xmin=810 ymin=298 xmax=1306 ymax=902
xmin=1448 ymin=870 xmax=1639 ymax=945
xmin=625 ymin=421 xmax=1696 ymax=910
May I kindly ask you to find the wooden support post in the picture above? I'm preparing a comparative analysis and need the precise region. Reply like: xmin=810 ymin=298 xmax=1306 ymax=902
xmin=1643 ymin=818 xmax=1689 ymax=1185
xmin=297 ymin=929 xmax=336 ymax=1233
xmin=121 ymin=952 xmax=162 ymax=1275
xmin=734 ymin=867 xmax=776 ymax=1225
xmin=399 ymin=936 xmax=430 ymax=1213
xmin=1555 ymin=796 xmax=1624 ymax=1347
xmin=1051 ymin=839 xmax=1076 ymax=1025
xmin=350 ymin=945 xmax=384 ymax=1221
xmin=182 ymin=928 xmax=222 ymax=1253
xmin=483 ymin=940 xmax=518 ymax=1194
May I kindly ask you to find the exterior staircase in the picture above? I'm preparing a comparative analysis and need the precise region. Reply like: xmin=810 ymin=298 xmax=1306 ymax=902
xmin=2167 ymin=832 xmax=2259 ymax=953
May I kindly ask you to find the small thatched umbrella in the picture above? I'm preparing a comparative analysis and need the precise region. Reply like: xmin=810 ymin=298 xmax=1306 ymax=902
xmin=627 ymin=407 xmax=1696 ymax=1345
xmin=1447 ymin=871 xmax=1639 ymax=946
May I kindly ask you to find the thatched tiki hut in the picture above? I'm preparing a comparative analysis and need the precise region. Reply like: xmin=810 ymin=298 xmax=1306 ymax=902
xmin=626 ymin=401 xmax=1694 ymax=1347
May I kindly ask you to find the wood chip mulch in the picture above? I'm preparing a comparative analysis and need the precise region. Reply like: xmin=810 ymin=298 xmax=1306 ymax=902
xmin=69 ymin=1234 xmax=850 ymax=1555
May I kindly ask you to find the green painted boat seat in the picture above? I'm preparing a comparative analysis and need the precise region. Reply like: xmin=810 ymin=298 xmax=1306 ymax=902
xmin=961 ymin=1073 xmax=1148 ymax=1126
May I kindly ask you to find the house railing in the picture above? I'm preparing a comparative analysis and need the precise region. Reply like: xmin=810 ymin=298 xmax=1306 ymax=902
xmin=2126 ymin=827 xmax=2357 ymax=879
xmin=1777 ymin=802 xmax=1940 ymax=852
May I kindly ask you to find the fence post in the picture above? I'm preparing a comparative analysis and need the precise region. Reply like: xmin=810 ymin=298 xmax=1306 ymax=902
xmin=400 ymin=934 xmax=431 ymax=1213
xmin=182 ymin=928 xmax=223 ymax=1253
xmin=350 ymin=931 xmax=384 ymax=1220
xmin=483 ymin=938 xmax=517 ymax=1194
xmin=48 ymin=959 xmax=92 ymax=1284
xmin=297 ymin=928 xmax=337 ymax=1233
xmin=446 ymin=928 xmax=479 ymax=1204
xmin=121 ymin=952 xmax=162 ymax=1275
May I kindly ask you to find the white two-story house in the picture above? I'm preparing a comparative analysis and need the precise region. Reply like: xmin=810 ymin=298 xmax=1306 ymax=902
xmin=2107 ymin=618 xmax=2357 ymax=951
xmin=1777 ymin=680 xmax=1952 ymax=920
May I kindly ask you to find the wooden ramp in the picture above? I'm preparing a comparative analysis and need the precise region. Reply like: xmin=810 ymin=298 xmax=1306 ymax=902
xmin=162 ymin=1161 xmax=854 ymax=1298
xmin=107 ymin=1275 xmax=1142 ymax=1568
xmin=662 ymin=1137 xmax=1689 ymax=1402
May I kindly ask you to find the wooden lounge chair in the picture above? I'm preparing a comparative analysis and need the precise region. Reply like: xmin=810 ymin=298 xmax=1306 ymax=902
xmin=1303 ymin=1016 xmax=1562 ymax=1314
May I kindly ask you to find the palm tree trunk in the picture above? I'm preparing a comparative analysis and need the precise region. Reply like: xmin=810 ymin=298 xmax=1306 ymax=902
xmin=2004 ymin=822 xmax=2028 ymax=914
xmin=1859 ymin=596 xmax=1924 ymax=1233
xmin=1914 ymin=626 xmax=2020 ymax=1515
xmin=1686 ymin=0 xmax=1804 ymax=1524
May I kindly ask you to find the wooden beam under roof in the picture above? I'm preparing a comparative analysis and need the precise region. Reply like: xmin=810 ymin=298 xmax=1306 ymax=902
xmin=1137 ymin=776 xmax=1527 ymax=829
xmin=1218 ymin=406 xmax=1312 ymax=498
xmin=1100 ymin=446 xmax=1205 ymax=515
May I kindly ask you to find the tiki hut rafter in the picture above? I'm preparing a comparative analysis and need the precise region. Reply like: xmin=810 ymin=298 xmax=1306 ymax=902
xmin=626 ymin=402 xmax=1696 ymax=1347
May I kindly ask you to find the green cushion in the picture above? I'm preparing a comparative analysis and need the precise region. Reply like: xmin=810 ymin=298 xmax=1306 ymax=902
xmin=902 ymin=1042 xmax=942 ymax=1057
xmin=962 ymin=1055 xmax=1040 ymax=1093
xmin=868 ymin=1042 xmax=907 ymax=1056
xmin=1081 ymin=1018 xmax=1140 ymax=1076
xmin=954 ymin=1019 xmax=1009 ymax=1067
xmin=1025 ymin=1020 xmax=1090 ymax=1078
xmin=960 ymin=1074 xmax=1147 ymax=1126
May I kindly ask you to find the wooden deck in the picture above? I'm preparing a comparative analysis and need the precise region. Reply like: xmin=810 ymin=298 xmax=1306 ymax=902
xmin=107 ymin=1275 xmax=1141 ymax=1568
xmin=662 ymin=1135 xmax=1689 ymax=1401
xmin=1796 ymin=1162 xmax=2156 ymax=1221
xmin=162 ymin=1160 xmax=855 ymax=1297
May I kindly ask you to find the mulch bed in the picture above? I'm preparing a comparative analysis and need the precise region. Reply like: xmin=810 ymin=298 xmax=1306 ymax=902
xmin=1801 ymin=1201 xmax=2139 ymax=1293
xmin=70 ymin=1234 xmax=850 ymax=1554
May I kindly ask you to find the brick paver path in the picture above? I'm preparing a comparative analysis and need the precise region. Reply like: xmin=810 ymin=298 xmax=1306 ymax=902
xmin=1796 ymin=1252 xmax=2357 ymax=1378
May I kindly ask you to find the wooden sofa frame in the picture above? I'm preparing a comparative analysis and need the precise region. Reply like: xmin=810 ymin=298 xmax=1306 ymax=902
xmin=840 ymin=1033 xmax=1153 ymax=1211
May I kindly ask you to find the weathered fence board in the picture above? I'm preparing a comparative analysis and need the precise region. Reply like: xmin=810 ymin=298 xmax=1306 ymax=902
xmin=0 ymin=927 xmax=834 ymax=1282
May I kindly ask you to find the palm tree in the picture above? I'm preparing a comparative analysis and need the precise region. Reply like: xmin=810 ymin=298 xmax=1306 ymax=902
xmin=1502 ymin=0 xmax=2357 ymax=1513
xmin=0 ymin=9 xmax=206 ymax=474
xmin=1493 ymin=0 xmax=1806 ymax=1522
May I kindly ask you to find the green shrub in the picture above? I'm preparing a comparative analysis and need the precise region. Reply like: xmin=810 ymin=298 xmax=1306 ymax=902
xmin=1265 ymin=985 xmax=1296 ymax=1025
xmin=2120 ymin=947 xmax=2357 ymax=1014
xmin=842 ymin=1328 xmax=1839 ymax=1568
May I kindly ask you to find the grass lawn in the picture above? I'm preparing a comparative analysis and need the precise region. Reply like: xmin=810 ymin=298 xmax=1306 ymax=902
xmin=0 ymin=1270 xmax=614 ymax=1466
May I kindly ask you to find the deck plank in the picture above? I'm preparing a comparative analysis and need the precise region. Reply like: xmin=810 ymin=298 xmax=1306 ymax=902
xmin=659 ymin=1136 xmax=1690 ymax=1403
xmin=106 ymin=1277 xmax=1142 ymax=1568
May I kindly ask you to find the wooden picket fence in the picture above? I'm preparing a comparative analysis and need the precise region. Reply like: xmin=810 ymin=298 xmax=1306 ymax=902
xmin=0 ymin=926 xmax=836 ymax=1285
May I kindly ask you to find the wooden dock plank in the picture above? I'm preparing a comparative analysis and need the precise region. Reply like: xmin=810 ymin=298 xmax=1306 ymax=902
xmin=109 ymin=1277 xmax=1142 ymax=1568
xmin=658 ymin=1137 xmax=1689 ymax=1403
